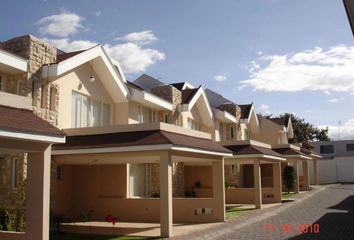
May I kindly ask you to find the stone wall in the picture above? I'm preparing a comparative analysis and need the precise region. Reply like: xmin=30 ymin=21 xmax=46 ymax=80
xmin=1 ymin=35 xmax=59 ymax=126
xmin=151 ymin=84 xmax=182 ymax=124
xmin=0 ymin=154 xmax=26 ymax=209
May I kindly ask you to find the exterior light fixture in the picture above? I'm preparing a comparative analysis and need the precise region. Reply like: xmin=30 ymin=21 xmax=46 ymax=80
xmin=89 ymin=61 xmax=95 ymax=83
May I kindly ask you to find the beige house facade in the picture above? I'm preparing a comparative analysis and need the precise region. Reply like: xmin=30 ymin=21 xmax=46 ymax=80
xmin=0 ymin=34 xmax=320 ymax=239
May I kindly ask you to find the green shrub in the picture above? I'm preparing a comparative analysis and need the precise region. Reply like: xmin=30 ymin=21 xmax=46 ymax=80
xmin=283 ymin=165 xmax=296 ymax=194
xmin=0 ymin=207 xmax=25 ymax=232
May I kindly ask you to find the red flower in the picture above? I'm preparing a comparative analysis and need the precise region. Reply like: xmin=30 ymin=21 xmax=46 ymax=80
xmin=106 ymin=214 xmax=118 ymax=226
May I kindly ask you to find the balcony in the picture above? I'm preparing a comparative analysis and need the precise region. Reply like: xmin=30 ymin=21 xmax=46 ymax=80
xmin=0 ymin=90 xmax=32 ymax=110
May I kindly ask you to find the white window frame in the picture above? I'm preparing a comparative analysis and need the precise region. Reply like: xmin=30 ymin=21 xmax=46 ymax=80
xmin=12 ymin=157 xmax=19 ymax=190
xmin=0 ymin=75 xmax=6 ymax=91
xmin=128 ymin=163 xmax=151 ymax=198
xmin=163 ymin=113 xmax=169 ymax=123
xmin=230 ymin=125 xmax=235 ymax=140
xmin=71 ymin=91 xmax=111 ymax=128
xmin=138 ymin=105 xmax=144 ymax=123
xmin=150 ymin=109 xmax=157 ymax=123
xmin=219 ymin=122 xmax=224 ymax=141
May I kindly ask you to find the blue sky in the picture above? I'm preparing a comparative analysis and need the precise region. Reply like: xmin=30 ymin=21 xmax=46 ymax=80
xmin=1 ymin=0 xmax=354 ymax=139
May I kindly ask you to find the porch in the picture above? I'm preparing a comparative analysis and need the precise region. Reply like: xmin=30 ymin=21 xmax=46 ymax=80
xmin=51 ymin=124 xmax=232 ymax=237
xmin=222 ymin=141 xmax=286 ymax=209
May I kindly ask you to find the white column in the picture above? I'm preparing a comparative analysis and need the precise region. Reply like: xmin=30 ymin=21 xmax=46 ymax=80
xmin=26 ymin=145 xmax=51 ymax=240
xmin=254 ymin=158 xmax=262 ymax=209
xmin=160 ymin=151 xmax=173 ymax=238
xmin=313 ymin=159 xmax=318 ymax=185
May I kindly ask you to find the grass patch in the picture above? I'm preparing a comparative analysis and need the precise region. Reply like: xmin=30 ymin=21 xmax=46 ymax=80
xmin=282 ymin=192 xmax=296 ymax=199
xmin=225 ymin=207 xmax=254 ymax=219
xmin=50 ymin=233 xmax=157 ymax=240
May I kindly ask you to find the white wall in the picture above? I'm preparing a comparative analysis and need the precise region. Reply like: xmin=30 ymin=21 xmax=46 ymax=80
xmin=311 ymin=156 xmax=354 ymax=184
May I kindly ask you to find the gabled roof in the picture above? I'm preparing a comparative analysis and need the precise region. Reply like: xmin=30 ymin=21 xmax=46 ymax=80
xmin=171 ymin=82 xmax=195 ymax=90
xmin=52 ymin=129 xmax=232 ymax=155
xmin=56 ymin=50 xmax=86 ymax=63
xmin=0 ymin=48 xmax=27 ymax=74
xmin=239 ymin=104 xmax=253 ymax=120
xmin=0 ymin=105 xmax=65 ymax=143
xmin=180 ymin=87 xmax=214 ymax=126
xmin=269 ymin=116 xmax=290 ymax=127
xmin=273 ymin=147 xmax=311 ymax=159
xmin=205 ymin=88 xmax=234 ymax=108
xmin=42 ymin=45 xmax=129 ymax=103
xmin=181 ymin=87 xmax=200 ymax=104
xmin=225 ymin=144 xmax=284 ymax=158
xmin=133 ymin=74 xmax=165 ymax=91
xmin=128 ymin=83 xmax=174 ymax=111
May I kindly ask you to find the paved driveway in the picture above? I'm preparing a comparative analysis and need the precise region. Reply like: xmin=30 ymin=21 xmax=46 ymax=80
xmin=174 ymin=184 xmax=354 ymax=240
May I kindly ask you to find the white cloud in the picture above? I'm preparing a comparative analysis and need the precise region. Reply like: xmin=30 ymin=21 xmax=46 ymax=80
xmin=116 ymin=30 xmax=157 ymax=45
xmin=328 ymin=97 xmax=344 ymax=103
xmin=258 ymin=104 xmax=271 ymax=114
xmin=213 ymin=74 xmax=227 ymax=82
xmin=241 ymin=45 xmax=354 ymax=93
xmin=43 ymin=38 xmax=165 ymax=74
xmin=36 ymin=9 xmax=84 ymax=37
xmin=94 ymin=11 xmax=101 ymax=17
xmin=42 ymin=38 xmax=97 ymax=52
xmin=320 ymin=119 xmax=354 ymax=140
xmin=104 ymin=42 xmax=165 ymax=73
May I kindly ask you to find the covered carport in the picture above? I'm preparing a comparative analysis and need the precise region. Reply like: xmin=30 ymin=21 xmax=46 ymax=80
xmin=0 ymin=105 xmax=65 ymax=240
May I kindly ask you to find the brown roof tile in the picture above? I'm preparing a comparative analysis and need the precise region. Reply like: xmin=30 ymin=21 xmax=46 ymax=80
xmin=238 ymin=104 xmax=252 ymax=119
xmin=56 ymin=50 xmax=85 ymax=63
xmin=0 ymin=105 xmax=63 ymax=136
xmin=181 ymin=88 xmax=199 ymax=104
xmin=273 ymin=147 xmax=306 ymax=156
xmin=224 ymin=144 xmax=283 ymax=158
xmin=269 ymin=117 xmax=289 ymax=127
xmin=53 ymin=130 xmax=231 ymax=154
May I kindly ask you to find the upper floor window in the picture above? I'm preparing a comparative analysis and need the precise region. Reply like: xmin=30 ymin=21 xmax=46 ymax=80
xmin=16 ymin=80 xmax=26 ymax=96
xmin=230 ymin=125 xmax=235 ymax=140
xmin=71 ymin=91 xmax=111 ymax=128
xmin=187 ymin=118 xmax=201 ymax=131
xmin=0 ymin=75 xmax=5 ymax=91
xmin=219 ymin=122 xmax=224 ymax=140
xmin=320 ymin=145 xmax=334 ymax=154
xmin=163 ymin=113 xmax=169 ymax=123
xmin=138 ymin=105 xmax=144 ymax=123
xmin=346 ymin=144 xmax=354 ymax=152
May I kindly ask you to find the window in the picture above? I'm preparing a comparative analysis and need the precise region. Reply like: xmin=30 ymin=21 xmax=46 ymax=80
xmin=71 ymin=91 xmax=111 ymax=128
xmin=346 ymin=144 xmax=354 ymax=152
xmin=12 ymin=157 xmax=18 ymax=190
xmin=41 ymin=85 xmax=47 ymax=109
xmin=230 ymin=125 xmax=235 ymax=139
xmin=49 ymin=87 xmax=57 ymax=111
xmin=320 ymin=145 xmax=334 ymax=154
xmin=138 ymin=105 xmax=144 ymax=123
xmin=128 ymin=163 xmax=151 ymax=197
xmin=0 ymin=75 xmax=6 ymax=91
xmin=150 ymin=110 xmax=157 ymax=122
xmin=187 ymin=118 xmax=201 ymax=131
xmin=163 ymin=113 xmax=169 ymax=123
xmin=219 ymin=122 xmax=224 ymax=140
xmin=231 ymin=164 xmax=236 ymax=175
xmin=16 ymin=80 xmax=26 ymax=96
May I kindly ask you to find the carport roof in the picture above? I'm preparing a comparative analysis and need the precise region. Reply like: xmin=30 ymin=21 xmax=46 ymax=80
xmin=0 ymin=105 xmax=64 ymax=137
xmin=273 ymin=147 xmax=309 ymax=158
xmin=224 ymin=144 xmax=283 ymax=158
xmin=52 ymin=129 xmax=232 ymax=155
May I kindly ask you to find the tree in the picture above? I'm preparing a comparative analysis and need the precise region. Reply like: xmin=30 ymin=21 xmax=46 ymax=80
xmin=283 ymin=165 xmax=295 ymax=194
xmin=279 ymin=113 xmax=330 ymax=149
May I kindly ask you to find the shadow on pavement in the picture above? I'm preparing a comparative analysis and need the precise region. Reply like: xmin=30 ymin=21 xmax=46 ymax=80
xmin=288 ymin=195 xmax=354 ymax=240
